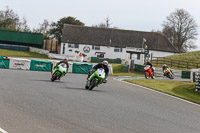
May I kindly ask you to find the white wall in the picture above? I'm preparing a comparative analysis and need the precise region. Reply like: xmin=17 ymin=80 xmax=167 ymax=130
xmin=149 ymin=50 xmax=176 ymax=58
xmin=61 ymin=43 xmax=128 ymax=59
xmin=61 ymin=43 xmax=176 ymax=65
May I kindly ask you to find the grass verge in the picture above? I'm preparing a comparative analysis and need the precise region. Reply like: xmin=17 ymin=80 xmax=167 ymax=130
xmin=125 ymin=79 xmax=200 ymax=104
xmin=0 ymin=49 xmax=48 ymax=59
xmin=111 ymin=64 xmax=144 ymax=77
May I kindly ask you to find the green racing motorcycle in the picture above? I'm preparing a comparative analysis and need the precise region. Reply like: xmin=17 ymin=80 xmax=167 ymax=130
xmin=51 ymin=63 xmax=67 ymax=81
xmin=85 ymin=68 xmax=106 ymax=90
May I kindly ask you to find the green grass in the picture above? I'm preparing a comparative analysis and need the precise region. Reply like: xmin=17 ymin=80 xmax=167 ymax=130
xmin=0 ymin=49 xmax=48 ymax=59
xmin=152 ymin=50 xmax=200 ymax=70
xmin=110 ymin=64 xmax=144 ymax=77
xmin=166 ymin=51 xmax=200 ymax=63
xmin=125 ymin=79 xmax=200 ymax=104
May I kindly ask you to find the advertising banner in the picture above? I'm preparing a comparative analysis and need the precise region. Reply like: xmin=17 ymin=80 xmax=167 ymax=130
xmin=30 ymin=59 xmax=52 ymax=71
xmin=0 ymin=56 xmax=9 ymax=69
xmin=9 ymin=58 xmax=31 ymax=70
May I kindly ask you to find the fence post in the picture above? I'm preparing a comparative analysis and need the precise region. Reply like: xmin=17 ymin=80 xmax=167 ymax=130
xmin=178 ymin=61 xmax=180 ymax=69
xmin=171 ymin=60 xmax=172 ymax=67
xmin=157 ymin=57 xmax=158 ymax=66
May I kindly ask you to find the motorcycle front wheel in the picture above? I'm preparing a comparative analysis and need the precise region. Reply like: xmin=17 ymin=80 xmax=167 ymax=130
xmin=89 ymin=78 xmax=97 ymax=90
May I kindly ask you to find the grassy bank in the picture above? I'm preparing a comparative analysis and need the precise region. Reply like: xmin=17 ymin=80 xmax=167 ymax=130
xmin=0 ymin=49 xmax=48 ymax=59
xmin=111 ymin=64 xmax=144 ymax=77
xmin=125 ymin=79 xmax=200 ymax=104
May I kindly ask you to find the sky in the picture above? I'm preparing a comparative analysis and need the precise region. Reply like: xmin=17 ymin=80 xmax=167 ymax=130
xmin=1 ymin=0 xmax=200 ymax=49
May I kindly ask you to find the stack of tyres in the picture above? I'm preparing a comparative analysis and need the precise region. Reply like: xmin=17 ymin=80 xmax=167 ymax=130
xmin=195 ymin=72 xmax=200 ymax=92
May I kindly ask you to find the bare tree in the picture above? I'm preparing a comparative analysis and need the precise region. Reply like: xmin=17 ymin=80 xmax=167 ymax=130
xmin=162 ymin=9 xmax=198 ymax=52
xmin=92 ymin=17 xmax=117 ymax=29
xmin=17 ymin=17 xmax=31 ymax=32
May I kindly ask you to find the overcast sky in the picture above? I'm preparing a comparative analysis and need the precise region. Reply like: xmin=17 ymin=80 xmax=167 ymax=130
xmin=1 ymin=0 xmax=200 ymax=49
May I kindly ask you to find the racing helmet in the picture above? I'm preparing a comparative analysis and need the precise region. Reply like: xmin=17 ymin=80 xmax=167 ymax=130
xmin=163 ymin=64 xmax=167 ymax=67
xmin=103 ymin=60 xmax=108 ymax=67
xmin=63 ymin=59 xmax=68 ymax=63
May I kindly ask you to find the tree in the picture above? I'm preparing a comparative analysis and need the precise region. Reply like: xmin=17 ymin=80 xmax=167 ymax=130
xmin=0 ymin=6 xmax=31 ymax=32
xmin=33 ymin=19 xmax=50 ymax=39
xmin=162 ymin=9 xmax=198 ymax=52
xmin=16 ymin=17 xmax=31 ymax=32
xmin=0 ymin=6 xmax=19 ymax=30
xmin=92 ymin=17 xmax=118 ymax=29
xmin=49 ymin=16 xmax=84 ymax=44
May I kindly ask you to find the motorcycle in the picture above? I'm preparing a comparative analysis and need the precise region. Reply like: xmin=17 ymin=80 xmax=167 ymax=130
xmin=85 ymin=68 xmax=105 ymax=90
xmin=163 ymin=68 xmax=173 ymax=79
xmin=144 ymin=65 xmax=155 ymax=79
xmin=51 ymin=63 xmax=67 ymax=81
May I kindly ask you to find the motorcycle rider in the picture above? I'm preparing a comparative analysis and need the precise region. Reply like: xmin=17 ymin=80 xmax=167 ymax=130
xmin=87 ymin=60 xmax=109 ymax=86
xmin=146 ymin=59 xmax=154 ymax=74
xmin=55 ymin=59 xmax=69 ymax=69
xmin=53 ymin=59 xmax=69 ymax=80
xmin=162 ymin=64 xmax=173 ymax=76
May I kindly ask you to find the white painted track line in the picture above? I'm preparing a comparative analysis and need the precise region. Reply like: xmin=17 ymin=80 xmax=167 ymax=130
xmin=0 ymin=128 xmax=8 ymax=133
xmin=114 ymin=78 xmax=200 ymax=107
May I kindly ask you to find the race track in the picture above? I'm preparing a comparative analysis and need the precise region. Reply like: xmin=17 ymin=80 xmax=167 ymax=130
xmin=0 ymin=69 xmax=200 ymax=133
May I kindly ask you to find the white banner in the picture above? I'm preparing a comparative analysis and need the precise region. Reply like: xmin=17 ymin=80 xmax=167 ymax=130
xmin=9 ymin=58 xmax=31 ymax=70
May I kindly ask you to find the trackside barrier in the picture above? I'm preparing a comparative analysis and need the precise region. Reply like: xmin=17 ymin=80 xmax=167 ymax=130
xmin=72 ymin=63 xmax=93 ymax=74
xmin=134 ymin=64 xmax=144 ymax=73
xmin=122 ymin=64 xmax=129 ymax=72
xmin=9 ymin=58 xmax=31 ymax=70
xmin=0 ymin=56 xmax=114 ymax=74
xmin=0 ymin=56 xmax=10 ymax=69
xmin=195 ymin=72 xmax=200 ymax=92
xmin=30 ymin=59 xmax=52 ymax=71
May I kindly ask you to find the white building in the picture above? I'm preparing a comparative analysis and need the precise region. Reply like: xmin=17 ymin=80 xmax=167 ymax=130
xmin=61 ymin=25 xmax=178 ymax=65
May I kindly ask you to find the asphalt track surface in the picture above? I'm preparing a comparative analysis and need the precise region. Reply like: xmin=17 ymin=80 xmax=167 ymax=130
xmin=0 ymin=69 xmax=200 ymax=133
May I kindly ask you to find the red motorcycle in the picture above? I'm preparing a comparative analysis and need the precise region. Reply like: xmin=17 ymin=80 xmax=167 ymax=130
xmin=144 ymin=65 xmax=155 ymax=79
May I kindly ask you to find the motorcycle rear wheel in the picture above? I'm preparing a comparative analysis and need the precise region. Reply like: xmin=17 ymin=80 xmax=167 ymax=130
xmin=51 ymin=73 xmax=59 ymax=82
xmin=168 ymin=73 xmax=173 ymax=79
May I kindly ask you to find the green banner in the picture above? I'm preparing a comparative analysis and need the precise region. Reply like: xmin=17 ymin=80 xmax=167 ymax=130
xmin=0 ymin=59 xmax=9 ymax=69
xmin=181 ymin=71 xmax=190 ymax=79
xmin=30 ymin=59 xmax=52 ymax=71
xmin=72 ymin=63 xmax=93 ymax=74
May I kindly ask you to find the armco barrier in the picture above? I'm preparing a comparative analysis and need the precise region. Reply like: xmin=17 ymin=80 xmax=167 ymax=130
xmin=72 ymin=62 xmax=93 ymax=74
xmin=30 ymin=59 xmax=52 ymax=71
xmin=9 ymin=58 xmax=31 ymax=70
xmin=0 ymin=56 xmax=10 ymax=69
xmin=0 ymin=44 xmax=29 ymax=51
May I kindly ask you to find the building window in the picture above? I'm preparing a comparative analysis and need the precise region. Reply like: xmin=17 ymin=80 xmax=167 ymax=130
xmin=137 ymin=53 xmax=140 ymax=60
xmin=68 ymin=43 xmax=73 ymax=48
xmin=74 ymin=44 xmax=79 ymax=48
xmin=92 ymin=45 xmax=100 ymax=50
xmin=114 ymin=47 xmax=123 ymax=52
xmin=62 ymin=44 xmax=65 ymax=54
xmin=68 ymin=43 xmax=79 ymax=48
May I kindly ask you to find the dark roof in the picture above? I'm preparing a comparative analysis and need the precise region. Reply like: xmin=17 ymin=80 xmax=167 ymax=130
xmin=62 ymin=24 xmax=178 ymax=53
